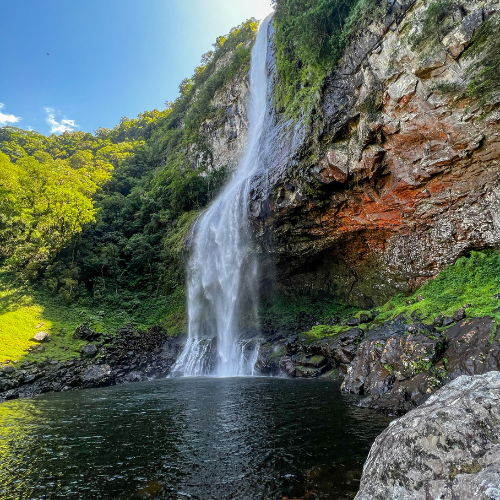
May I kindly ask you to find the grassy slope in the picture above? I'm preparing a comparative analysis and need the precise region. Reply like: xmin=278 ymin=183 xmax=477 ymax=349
xmin=0 ymin=270 xmax=185 ymax=365
xmin=0 ymin=271 xmax=85 ymax=363
xmin=302 ymin=250 xmax=500 ymax=340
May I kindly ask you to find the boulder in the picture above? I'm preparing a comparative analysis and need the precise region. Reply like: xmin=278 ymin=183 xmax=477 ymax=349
xmin=318 ymin=328 xmax=364 ymax=368
xmin=32 ymin=332 xmax=50 ymax=343
xmin=342 ymin=330 xmax=444 ymax=396
xmin=443 ymin=316 xmax=500 ymax=379
xmin=80 ymin=344 xmax=98 ymax=358
xmin=355 ymin=372 xmax=500 ymax=500
xmin=82 ymin=364 xmax=112 ymax=388
xmin=73 ymin=324 xmax=101 ymax=342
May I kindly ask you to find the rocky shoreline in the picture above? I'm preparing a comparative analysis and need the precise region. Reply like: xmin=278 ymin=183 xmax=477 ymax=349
xmin=0 ymin=325 xmax=184 ymax=403
xmin=1 ymin=307 xmax=499 ymax=416
xmin=259 ymin=308 xmax=500 ymax=415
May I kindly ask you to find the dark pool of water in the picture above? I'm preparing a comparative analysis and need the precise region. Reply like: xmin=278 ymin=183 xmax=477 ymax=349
xmin=0 ymin=378 xmax=391 ymax=500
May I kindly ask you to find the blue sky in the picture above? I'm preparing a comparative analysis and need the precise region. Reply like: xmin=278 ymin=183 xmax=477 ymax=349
xmin=0 ymin=0 xmax=274 ymax=136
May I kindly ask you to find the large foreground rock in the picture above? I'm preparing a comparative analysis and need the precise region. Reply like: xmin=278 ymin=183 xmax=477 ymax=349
xmin=355 ymin=372 xmax=500 ymax=499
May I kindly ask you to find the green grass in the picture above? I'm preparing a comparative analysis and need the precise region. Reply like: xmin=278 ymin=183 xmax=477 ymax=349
xmin=300 ymin=250 xmax=500 ymax=340
xmin=0 ymin=270 xmax=86 ymax=364
xmin=300 ymin=324 xmax=348 ymax=341
xmin=0 ymin=269 xmax=186 ymax=365
xmin=375 ymin=250 xmax=500 ymax=325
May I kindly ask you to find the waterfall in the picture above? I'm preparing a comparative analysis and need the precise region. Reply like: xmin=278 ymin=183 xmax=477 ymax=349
xmin=171 ymin=14 xmax=272 ymax=377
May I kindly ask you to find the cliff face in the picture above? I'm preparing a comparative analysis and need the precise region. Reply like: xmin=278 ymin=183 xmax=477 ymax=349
xmin=247 ymin=0 xmax=500 ymax=307
xmin=199 ymin=63 xmax=250 ymax=173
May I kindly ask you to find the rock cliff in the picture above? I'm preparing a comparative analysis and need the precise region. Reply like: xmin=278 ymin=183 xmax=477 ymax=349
xmin=248 ymin=0 xmax=500 ymax=307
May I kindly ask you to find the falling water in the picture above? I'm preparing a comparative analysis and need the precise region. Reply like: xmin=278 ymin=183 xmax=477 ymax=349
xmin=172 ymin=14 xmax=272 ymax=377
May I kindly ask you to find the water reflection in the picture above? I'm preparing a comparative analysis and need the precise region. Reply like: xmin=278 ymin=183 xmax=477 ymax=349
xmin=0 ymin=378 xmax=391 ymax=499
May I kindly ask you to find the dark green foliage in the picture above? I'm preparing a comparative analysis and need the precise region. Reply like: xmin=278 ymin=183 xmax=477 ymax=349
xmin=257 ymin=294 xmax=360 ymax=332
xmin=271 ymin=0 xmax=387 ymax=120
xmin=464 ymin=13 xmax=500 ymax=106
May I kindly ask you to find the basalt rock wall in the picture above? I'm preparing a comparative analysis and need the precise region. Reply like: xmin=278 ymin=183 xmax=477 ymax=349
xmin=249 ymin=0 xmax=500 ymax=307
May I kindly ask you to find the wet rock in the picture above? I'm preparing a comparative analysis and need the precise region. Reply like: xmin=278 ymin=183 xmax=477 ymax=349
xmin=442 ymin=316 xmax=455 ymax=327
xmin=292 ymin=353 xmax=327 ymax=368
xmin=358 ymin=388 xmax=416 ymax=416
xmin=433 ymin=314 xmax=444 ymax=327
xmin=255 ymin=342 xmax=286 ymax=375
xmin=0 ymin=325 xmax=184 ymax=401
xmin=346 ymin=317 xmax=360 ymax=327
xmin=342 ymin=328 xmax=444 ymax=396
xmin=443 ymin=316 xmax=500 ymax=379
xmin=124 ymin=371 xmax=143 ymax=383
xmin=82 ymin=365 xmax=112 ymax=388
xmin=295 ymin=364 xmax=329 ymax=378
xmin=355 ymin=372 xmax=500 ymax=500
xmin=317 ymin=328 xmax=364 ymax=372
xmin=280 ymin=357 xmax=297 ymax=378
xmin=81 ymin=344 xmax=98 ymax=358
xmin=452 ymin=307 xmax=467 ymax=322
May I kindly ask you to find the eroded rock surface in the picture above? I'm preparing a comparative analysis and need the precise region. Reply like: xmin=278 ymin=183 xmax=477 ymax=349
xmin=250 ymin=0 xmax=500 ymax=307
xmin=355 ymin=372 xmax=500 ymax=500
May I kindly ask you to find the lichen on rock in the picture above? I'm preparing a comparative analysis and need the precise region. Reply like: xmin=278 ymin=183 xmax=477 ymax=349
xmin=355 ymin=372 xmax=500 ymax=499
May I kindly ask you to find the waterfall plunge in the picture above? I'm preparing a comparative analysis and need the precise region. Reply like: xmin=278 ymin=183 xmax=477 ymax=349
xmin=172 ymin=15 xmax=272 ymax=377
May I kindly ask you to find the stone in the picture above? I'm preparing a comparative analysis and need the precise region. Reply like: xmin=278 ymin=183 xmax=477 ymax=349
xmin=32 ymin=332 xmax=50 ymax=343
xmin=443 ymin=316 xmax=500 ymax=379
xmin=73 ymin=324 xmax=101 ymax=342
xmin=355 ymin=372 xmax=500 ymax=500
xmin=280 ymin=357 xmax=296 ymax=377
xmin=82 ymin=364 xmax=112 ymax=387
xmin=342 ymin=328 xmax=444 ymax=396
xmin=81 ymin=344 xmax=98 ymax=358
xmin=452 ymin=307 xmax=466 ymax=322
xmin=443 ymin=316 xmax=455 ymax=327
xmin=358 ymin=313 xmax=370 ymax=324
xmin=433 ymin=314 xmax=444 ymax=327
xmin=387 ymin=73 xmax=418 ymax=102
xmin=247 ymin=0 xmax=500 ymax=308
xmin=346 ymin=317 xmax=360 ymax=326
xmin=319 ymin=328 xmax=364 ymax=367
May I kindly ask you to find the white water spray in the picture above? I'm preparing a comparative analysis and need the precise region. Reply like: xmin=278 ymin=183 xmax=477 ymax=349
xmin=172 ymin=15 xmax=272 ymax=377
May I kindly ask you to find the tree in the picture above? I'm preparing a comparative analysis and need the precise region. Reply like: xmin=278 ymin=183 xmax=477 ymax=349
xmin=0 ymin=151 xmax=112 ymax=276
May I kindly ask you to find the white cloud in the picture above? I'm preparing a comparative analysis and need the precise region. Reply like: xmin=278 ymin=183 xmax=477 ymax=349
xmin=0 ymin=103 xmax=21 ymax=126
xmin=44 ymin=107 xmax=79 ymax=134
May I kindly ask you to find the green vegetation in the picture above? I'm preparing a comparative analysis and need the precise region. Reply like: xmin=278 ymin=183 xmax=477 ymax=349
xmin=301 ymin=250 xmax=500 ymax=339
xmin=0 ymin=150 xmax=112 ymax=277
xmin=271 ymin=0 xmax=388 ymax=121
xmin=0 ymin=269 xmax=182 ymax=364
xmin=0 ymin=270 xmax=84 ymax=363
xmin=0 ymin=20 xmax=258 ymax=363
xmin=376 ymin=250 xmax=500 ymax=325
xmin=464 ymin=13 xmax=500 ymax=106
xmin=257 ymin=294 xmax=359 ymax=331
